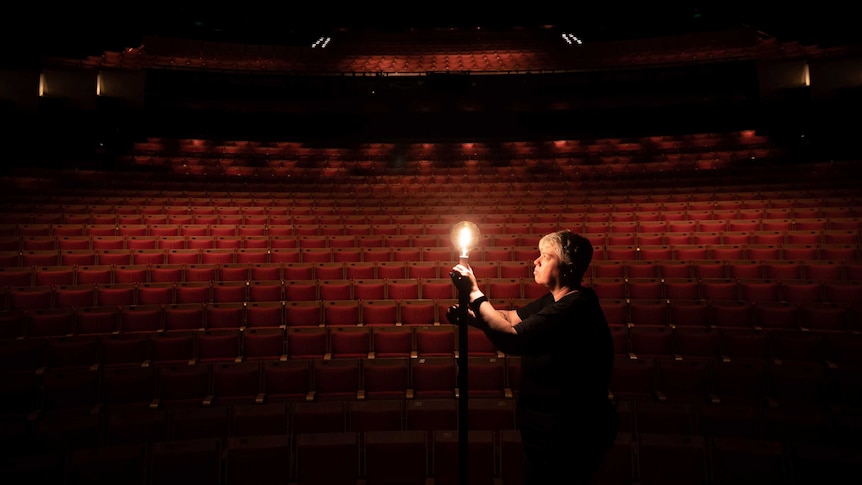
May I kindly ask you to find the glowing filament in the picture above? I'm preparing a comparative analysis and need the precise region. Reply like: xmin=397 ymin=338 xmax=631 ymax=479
xmin=450 ymin=221 xmax=480 ymax=263
xmin=458 ymin=226 xmax=472 ymax=258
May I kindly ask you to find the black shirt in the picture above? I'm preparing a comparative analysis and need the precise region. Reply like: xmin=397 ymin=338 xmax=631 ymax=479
xmin=484 ymin=288 xmax=614 ymax=412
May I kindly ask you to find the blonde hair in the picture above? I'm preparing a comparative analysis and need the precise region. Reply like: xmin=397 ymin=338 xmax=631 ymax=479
xmin=539 ymin=230 xmax=593 ymax=285
xmin=539 ymin=231 xmax=571 ymax=266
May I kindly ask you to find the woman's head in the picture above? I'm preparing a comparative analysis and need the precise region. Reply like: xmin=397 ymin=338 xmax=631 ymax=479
xmin=536 ymin=230 xmax=593 ymax=287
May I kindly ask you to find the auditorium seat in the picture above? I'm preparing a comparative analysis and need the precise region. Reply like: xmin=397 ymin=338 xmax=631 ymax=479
xmin=224 ymin=434 xmax=292 ymax=485
xmin=709 ymin=436 xmax=789 ymax=485
xmin=196 ymin=329 xmax=243 ymax=363
xmin=399 ymin=299 xmax=437 ymax=326
xmin=431 ymin=429 xmax=496 ymax=485
xmin=163 ymin=303 xmax=206 ymax=331
xmin=654 ymin=357 xmax=713 ymax=403
xmin=148 ymin=438 xmax=222 ymax=485
xmin=53 ymin=284 xmax=96 ymax=308
xmin=362 ymin=357 xmax=411 ymax=400
xmin=405 ymin=398 xmax=457 ymax=433
xmin=823 ymin=280 xmax=862 ymax=305
xmin=799 ymin=302 xmax=849 ymax=332
xmin=410 ymin=356 xmax=457 ymax=399
xmin=312 ymin=357 xmax=362 ymax=401
xmin=609 ymin=356 xmax=658 ymax=402
xmin=361 ymin=299 xmax=399 ymax=327
xmin=26 ymin=307 xmax=76 ymax=337
xmin=295 ymin=431 xmax=361 ymax=485
xmin=286 ymin=327 xmax=328 ymax=359
xmin=636 ymin=433 xmax=709 ymax=485
xmin=414 ymin=325 xmax=457 ymax=358
xmin=498 ymin=429 xmax=525 ymax=485
xmin=363 ymin=429 xmax=428 ymax=485
xmin=657 ymin=260 xmax=691 ymax=278
xmin=627 ymin=278 xmax=664 ymax=300
xmin=370 ymin=326 xmax=413 ymax=359
xmin=628 ymin=324 xmax=674 ymax=359
xmin=245 ymin=301 xmax=285 ymax=328
xmin=417 ymin=279 xmax=452 ymax=301
xmin=324 ymin=300 xmax=361 ymax=326
xmin=628 ymin=300 xmax=669 ymax=327
xmin=328 ymin=325 xmax=371 ymax=358
xmin=375 ymin=261 xmax=405 ymax=278
xmin=314 ymin=262 xmax=345 ymax=280
xmin=592 ymin=260 xmax=626 ymax=279
xmin=346 ymin=261 xmax=377 ymax=279
xmin=171 ymin=405 xmax=230 ymax=441
xmin=386 ymin=279 xmax=420 ymax=300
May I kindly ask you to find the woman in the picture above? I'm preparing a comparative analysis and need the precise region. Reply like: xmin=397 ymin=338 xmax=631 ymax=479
xmin=450 ymin=229 xmax=618 ymax=484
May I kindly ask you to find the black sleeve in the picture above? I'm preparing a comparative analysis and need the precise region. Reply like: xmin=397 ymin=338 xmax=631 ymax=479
xmin=483 ymin=293 xmax=555 ymax=355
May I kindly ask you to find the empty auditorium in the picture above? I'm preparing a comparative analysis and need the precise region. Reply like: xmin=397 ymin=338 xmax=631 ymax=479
xmin=1 ymin=5 xmax=861 ymax=484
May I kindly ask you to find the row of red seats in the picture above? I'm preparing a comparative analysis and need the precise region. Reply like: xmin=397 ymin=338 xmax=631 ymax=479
xmin=2 ymin=243 xmax=859 ymax=268
xmin=14 ymin=417 xmax=852 ymax=485
xmin=0 ymin=246 xmax=472 ymax=266
xmin=4 ymin=354 xmax=858 ymax=484
xmin=0 ymin=323 xmax=491 ymax=365
xmin=142 ymin=146 xmax=761 ymax=166
xmin=592 ymin=278 xmax=862 ymax=305
xmin=14 ymin=401 xmax=855 ymax=485
xmin=3 ymin=277 xmax=862 ymax=312
xmin=2 ymin=212 xmax=860 ymax=231
xmin=590 ymin=259 xmax=860 ymax=281
xmin=8 ymin=194 xmax=856 ymax=214
xmin=602 ymin=296 xmax=861 ymax=331
xmin=0 ymin=240 xmax=862 ymax=266
xmin=10 ymin=165 xmax=854 ymax=194
xmin=0 ymin=261 xmax=526 ymax=284
xmin=14 ymin=418 xmax=536 ymax=485
xmin=7 ymin=347 xmax=861 ymax=423
xmin=19 ymin=389 xmax=859 ymax=446
xmin=5 ymin=321 xmax=862 ymax=372
xmin=2 ymin=278 xmax=516 ymax=307
xmin=8 ymin=201 xmax=854 ymax=220
xmin=0 ymin=210 xmax=853 ymax=231
xmin=3 ymin=258 xmax=862 ymax=286
xmin=6 ymin=351 xmax=515 ymax=404
xmin=133 ymin=129 xmax=761 ymax=154
xmin=0 ymin=231 xmax=860 ymax=253
xmin=91 ymin=158 xmax=795 ymax=179
xmin=8 ymin=351 xmax=860 ymax=416
xmin=3 ymin=296 xmax=861 ymax=342
xmin=612 ymin=323 xmax=861 ymax=363
xmin=153 ymin=148 xmax=769 ymax=171
xmin=0 ymin=298 xmax=454 ymax=338
xmin=3 ymin=219 xmax=861 ymax=239
xmin=134 ymin=130 xmax=765 ymax=156
xmin=4 ymin=178 xmax=846 ymax=196
xmin=3 ymin=185 xmax=856 ymax=207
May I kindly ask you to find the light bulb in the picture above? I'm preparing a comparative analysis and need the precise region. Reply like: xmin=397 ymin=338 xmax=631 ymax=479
xmin=450 ymin=221 xmax=480 ymax=264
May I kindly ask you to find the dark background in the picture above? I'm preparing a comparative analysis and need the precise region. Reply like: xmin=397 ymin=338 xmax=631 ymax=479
xmin=2 ymin=2 xmax=858 ymax=64
xmin=3 ymin=2 xmax=859 ymax=169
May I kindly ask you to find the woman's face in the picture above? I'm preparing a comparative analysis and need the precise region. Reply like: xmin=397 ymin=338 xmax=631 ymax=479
xmin=533 ymin=244 xmax=562 ymax=288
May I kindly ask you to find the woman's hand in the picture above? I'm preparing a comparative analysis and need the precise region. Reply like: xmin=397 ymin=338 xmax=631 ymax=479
xmin=451 ymin=263 xmax=479 ymax=293
xmin=451 ymin=263 xmax=487 ymax=307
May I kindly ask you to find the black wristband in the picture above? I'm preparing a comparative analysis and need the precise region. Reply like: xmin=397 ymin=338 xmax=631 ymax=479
xmin=470 ymin=295 xmax=488 ymax=315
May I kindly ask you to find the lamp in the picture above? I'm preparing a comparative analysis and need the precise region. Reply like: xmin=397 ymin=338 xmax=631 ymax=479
xmin=450 ymin=220 xmax=480 ymax=265
xmin=448 ymin=220 xmax=480 ymax=485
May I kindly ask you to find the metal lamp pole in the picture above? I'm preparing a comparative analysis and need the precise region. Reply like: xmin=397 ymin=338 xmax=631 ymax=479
xmin=449 ymin=221 xmax=479 ymax=485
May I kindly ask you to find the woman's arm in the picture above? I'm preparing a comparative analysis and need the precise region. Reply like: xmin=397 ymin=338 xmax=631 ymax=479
xmin=470 ymin=289 xmax=520 ymax=334
xmin=451 ymin=263 xmax=520 ymax=335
